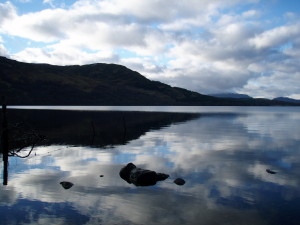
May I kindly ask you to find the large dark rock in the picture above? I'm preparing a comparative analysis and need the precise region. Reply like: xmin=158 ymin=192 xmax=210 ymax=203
xmin=119 ymin=163 xmax=169 ymax=186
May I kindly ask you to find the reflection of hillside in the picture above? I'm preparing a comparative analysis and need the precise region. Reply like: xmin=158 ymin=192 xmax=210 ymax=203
xmin=3 ymin=110 xmax=200 ymax=148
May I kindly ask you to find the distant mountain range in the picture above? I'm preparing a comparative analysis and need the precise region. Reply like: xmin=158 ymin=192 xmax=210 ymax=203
xmin=0 ymin=56 xmax=299 ymax=106
xmin=273 ymin=97 xmax=300 ymax=104
xmin=211 ymin=92 xmax=300 ymax=104
xmin=210 ymin=93 xmax=252 ymax=99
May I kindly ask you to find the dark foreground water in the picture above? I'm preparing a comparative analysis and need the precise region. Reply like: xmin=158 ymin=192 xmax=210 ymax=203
xmin=1 ymin=106 xmax=300 ymax=225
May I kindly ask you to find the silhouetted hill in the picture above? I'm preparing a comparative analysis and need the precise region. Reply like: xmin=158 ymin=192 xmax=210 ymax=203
xmin=0 ymin=56 xmax=299 ymax=106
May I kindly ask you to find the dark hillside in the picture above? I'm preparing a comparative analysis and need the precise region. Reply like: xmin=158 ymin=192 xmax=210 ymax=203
xmin=0 ymin=56 xmax=299 ymax=106
xmin=0 ymin=57 xmax=216 ymax=105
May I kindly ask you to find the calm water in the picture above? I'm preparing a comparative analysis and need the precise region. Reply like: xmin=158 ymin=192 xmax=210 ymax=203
xmin=1 ymin=106 xmax=300 ymax=225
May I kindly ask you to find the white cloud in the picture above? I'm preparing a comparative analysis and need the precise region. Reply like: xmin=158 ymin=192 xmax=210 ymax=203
xmin=18 ymin=0 xmax=32 ymax=3
xmin=0 ymin=36 xmax=9 ymax=57
xmin=13 ymin=46 xmax=119 ymax=65
xmin=249 ymin=23 xmax=300 ymax=50
xmin=43 ymin=0 xmax=53 ymax=4
xmin=242 ymin=71 xmax=300 ymax=99
xmin=0 ymin=2 xmax=17 ymax=23
xmin=0 ymin=8 xmax=67 ymax=42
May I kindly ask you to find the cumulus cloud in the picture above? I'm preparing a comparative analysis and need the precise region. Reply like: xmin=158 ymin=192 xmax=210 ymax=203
xmin=0 ymin=0 xmax=300 ymax=98
xmin=13 ymin=46 xmax=120 ymax=65
xmin=0 ymin=2 xmax=17 ymax=23
xmin=249 ymin=23 xmax=300 ymax=50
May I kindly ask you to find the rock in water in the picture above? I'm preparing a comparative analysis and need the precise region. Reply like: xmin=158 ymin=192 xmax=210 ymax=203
xmin=156 ymin=173 xmax=169 ymax=181
xmin=119 ymin=162 xmax=169 ymax=186
xmin=130 ymin=168 xmax=158 ymax=186
xmin=60 ymin=181 xmax=74 ymax=189
xmin=119 ymin=163 xmax=136 ymax=183
xmin=174 ymin=178 xmax=185 ymax=185
xmin=266 ymin=169 xmax=277 ymax=174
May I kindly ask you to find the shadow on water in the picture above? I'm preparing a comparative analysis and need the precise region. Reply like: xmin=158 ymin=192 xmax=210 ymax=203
xmin=2 ymin=109 xmax=200 ymax=148
xmin=0 ymin=106 xmax=200 ymax=185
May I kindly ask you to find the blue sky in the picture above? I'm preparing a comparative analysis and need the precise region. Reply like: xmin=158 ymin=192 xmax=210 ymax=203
xmin=1 ymin=0 xmax=300 ymax=99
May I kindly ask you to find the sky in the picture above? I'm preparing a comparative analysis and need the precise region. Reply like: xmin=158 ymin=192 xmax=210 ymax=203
xmin=0 ymin=0 xmax=300 ymax=99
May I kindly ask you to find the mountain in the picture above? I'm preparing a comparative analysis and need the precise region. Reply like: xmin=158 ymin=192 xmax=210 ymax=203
xmin=210 ymin=93 xmax=252 ymax=99
xmin=0 ymin=56 xmax=299 ymax=106
xmin=0 ymin=56 xmax=217 ymax=105
xmin=273 ymin=97 xmax=300 ymax=104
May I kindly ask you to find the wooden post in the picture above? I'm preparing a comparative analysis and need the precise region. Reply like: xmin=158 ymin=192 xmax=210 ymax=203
xmin=1 ymin=96 xmax=8 ymax=185
xmin=90 ymin=120 xmax=96 ymax=145
xmin=122 ymin=114 xmax=127 ymax=144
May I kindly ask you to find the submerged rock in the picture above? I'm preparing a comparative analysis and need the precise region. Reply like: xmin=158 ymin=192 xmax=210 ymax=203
xmin=266 ymin=169 xmax=277 ymax=174
xmin=60 ymin=181 xmax=74 ymax=189
xmin=119 ymin=163 xmax=169 ymax=186
xmin=174 ymin=178 xmax=185 ymax=186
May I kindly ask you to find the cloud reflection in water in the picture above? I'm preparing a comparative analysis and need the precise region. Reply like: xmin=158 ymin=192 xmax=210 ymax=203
xmin=1 ymin=108 xmax=300 ymax=224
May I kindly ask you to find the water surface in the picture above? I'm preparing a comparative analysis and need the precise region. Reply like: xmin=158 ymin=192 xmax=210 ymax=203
xmin=1 ymin=106 xmax=300 ymax=225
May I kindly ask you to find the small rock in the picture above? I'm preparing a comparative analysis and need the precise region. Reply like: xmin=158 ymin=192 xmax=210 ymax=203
xmin=60 ymin=181 xmax=74 ymax=189
xmin=266 ymin=169 xmax=277 ymax=174
xmin=174 ymin=178 xmax=185 ymax=186
xmin=100 ymin=175 xmax=104 ymax=177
